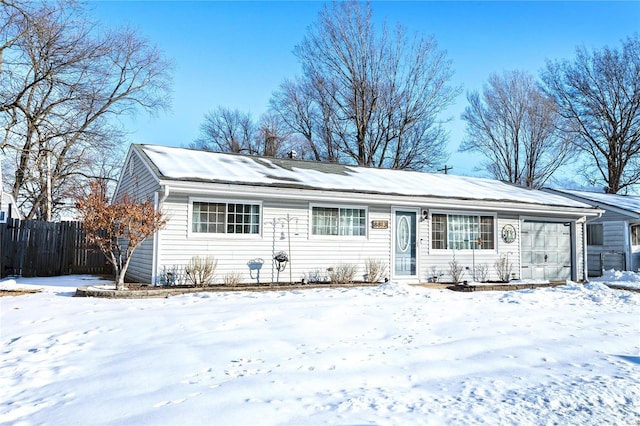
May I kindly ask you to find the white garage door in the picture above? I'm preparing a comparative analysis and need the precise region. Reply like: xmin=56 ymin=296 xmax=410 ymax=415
xmin=521 ymin=221 xmax=572 ymax=281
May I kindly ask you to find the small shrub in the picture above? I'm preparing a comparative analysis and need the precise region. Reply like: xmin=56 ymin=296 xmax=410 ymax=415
xmin=303 ymin=269 xmax=324 ymax=283
xmin=429 ymin=266 xmax=443 ymax=282
xmin=159 ymin=265 xmax=183 ymax=286
xmin=223 ymin=271 xmax=243 ymax=286
xmin=185 ymin=255 xmax=218 ymax=286
xmin=364 ymin=258 xmax=387 ymax=283
xmin=474 ymin=263 xmax=489 ymax=282
xmin=328 ymin=263 xmax=358 ymax=283
xmin=448 ymin=259 xmax=465 ymax=284
xmin=494 ymin=254 xmax=513 ymax=282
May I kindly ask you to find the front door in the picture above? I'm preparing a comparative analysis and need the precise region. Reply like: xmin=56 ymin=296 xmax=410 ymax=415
xmin=394 ymin=210 xmax=417 ymax=277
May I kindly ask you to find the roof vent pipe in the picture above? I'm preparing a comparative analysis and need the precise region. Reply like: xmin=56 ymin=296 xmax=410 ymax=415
xmin=288 ymin=150 xmax=297 ymax=159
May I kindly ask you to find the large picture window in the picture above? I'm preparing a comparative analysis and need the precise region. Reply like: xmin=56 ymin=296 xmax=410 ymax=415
xmin=587 ymin=223 xmax=603 ymax=245
xmin=192 ymin=201 xmax=260 ymax=234
xmin=312 ymin=206 xmax=366 ymax=236
xmin=431 ymin=213 xmax=494 ymax=249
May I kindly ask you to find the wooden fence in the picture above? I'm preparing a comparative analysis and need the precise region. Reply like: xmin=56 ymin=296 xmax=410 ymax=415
xmin=0 ymin=219 xmax=110 ymax=278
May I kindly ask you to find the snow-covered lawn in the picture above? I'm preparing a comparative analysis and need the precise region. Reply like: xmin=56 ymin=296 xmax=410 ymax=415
xmin=1 ymin=275 xmax=639 ymax=425
xmin=592 ymin=269 xmax=640 ymax=290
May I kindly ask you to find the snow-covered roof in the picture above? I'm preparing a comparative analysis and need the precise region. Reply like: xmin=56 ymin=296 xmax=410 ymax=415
xmin=550 ymin=189 xmax=640 ymax=215
xmin=135 ymin=144 xmax=596 ymax=210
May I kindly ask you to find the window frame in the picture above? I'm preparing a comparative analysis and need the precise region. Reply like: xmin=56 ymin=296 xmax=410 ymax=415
xmin=430 ymin=210 xmax=497 ymax=251
xmin=188 ymin=197 xmax=262 ymax=238
xmin=309 ymin=203 xmax=368 ymax=239
xmin=586 ymin=223 xmax=604 ymax=246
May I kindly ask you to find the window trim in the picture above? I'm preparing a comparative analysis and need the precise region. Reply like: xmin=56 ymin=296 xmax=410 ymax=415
xmin=429 ymin=210 xmax=497 ymax=251
xmin=188 ymin=197 xmax=263 ymax=238
xmin=309 ymin=203 xmax=368 ymax=239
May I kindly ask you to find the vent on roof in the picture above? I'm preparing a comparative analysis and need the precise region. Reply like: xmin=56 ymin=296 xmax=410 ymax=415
xmin=288 ymin=150 xmax=297 ymax=159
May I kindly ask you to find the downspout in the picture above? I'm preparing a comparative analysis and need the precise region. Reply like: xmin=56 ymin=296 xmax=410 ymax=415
xmin=581 ymin=219 xmax=588 ymax=282
xmin=625 ymin=221 xmax=632 ymax=271
xmin=151 ymin=185 xmax=170 ymax=285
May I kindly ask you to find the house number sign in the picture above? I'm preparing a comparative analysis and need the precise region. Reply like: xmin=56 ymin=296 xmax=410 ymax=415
xmin=501 ymin=224 xmax=516 ymax=243
xmin=371 ymin=220 xmax=389 ymax=229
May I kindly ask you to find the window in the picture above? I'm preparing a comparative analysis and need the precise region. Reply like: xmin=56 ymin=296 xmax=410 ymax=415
xmin=192 ymin=201 xmax=260 ymax=234
xmin=312 ymin=206 xmax=366 ymax=236
xmin=586 ymin=223 xmax=603 ymax=245
xmin=632 ymin=225 xmax=640 ymax=246
xmin=431 ymin=213 xmax=494 ymax=249
xmin=431 ymin=213 xmax=447 ymax=249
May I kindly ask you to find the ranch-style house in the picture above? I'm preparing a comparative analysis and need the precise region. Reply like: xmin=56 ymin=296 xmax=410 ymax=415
xmin=115 ymin=144 xmax=602 ymax=285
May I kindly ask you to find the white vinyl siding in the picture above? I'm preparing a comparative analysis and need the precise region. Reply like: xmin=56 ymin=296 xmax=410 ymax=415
xmin=155 ymin=196 xmax=388 ymax=285
xmin=117 ymin=152 xmax=160 ymax=202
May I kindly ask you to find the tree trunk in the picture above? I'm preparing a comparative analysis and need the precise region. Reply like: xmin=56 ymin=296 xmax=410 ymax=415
xmin=115 ymin=271 xmax=124 ymax=290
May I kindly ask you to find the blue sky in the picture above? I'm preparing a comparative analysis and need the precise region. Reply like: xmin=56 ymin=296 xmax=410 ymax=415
xmin=92 ymin=1 xmax=639 ymax=178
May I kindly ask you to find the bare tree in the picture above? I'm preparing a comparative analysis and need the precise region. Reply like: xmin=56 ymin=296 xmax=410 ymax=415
xmin=270 ymin=1 xmax=458 ymax=170
xmin=460 ymin=70 xmax=571 ymax=188
xmin=195 ymin=107 xmax=293 ymax=158
xmin=269 ymin=77 xmax=341 ymax=162
xmin=195 ymin=107 xmax=255 ymax=154
xmin=541 ymin=35 xmax=640 ymax=194
xmin=255 ymin=112 xmax=293 ymax=157
xmin=0 ymin=1 xmax=172 ymax=220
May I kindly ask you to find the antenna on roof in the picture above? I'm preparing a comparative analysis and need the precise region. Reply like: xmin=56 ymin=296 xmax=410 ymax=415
xmin=438 ymin=165 xmax=453 ymax=174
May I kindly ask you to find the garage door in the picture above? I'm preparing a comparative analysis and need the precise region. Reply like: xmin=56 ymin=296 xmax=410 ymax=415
xmin=521 ymin=221 xmax=572 ymax=281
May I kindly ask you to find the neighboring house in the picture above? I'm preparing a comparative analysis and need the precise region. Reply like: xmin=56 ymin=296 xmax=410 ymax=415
xmin=114 ymin=144 xmax=601 ymax=285
xmin=0 ymin=191 xmax=21 ymax=222
xmin=544 ymin=189 xmax=640 ymax=276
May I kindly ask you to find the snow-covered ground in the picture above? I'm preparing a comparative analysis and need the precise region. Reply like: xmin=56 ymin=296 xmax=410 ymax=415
xmin=1 ymin=274 xmax=639 ymax=425
xmin=591 ymin=269 xmax=640 ymax=290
